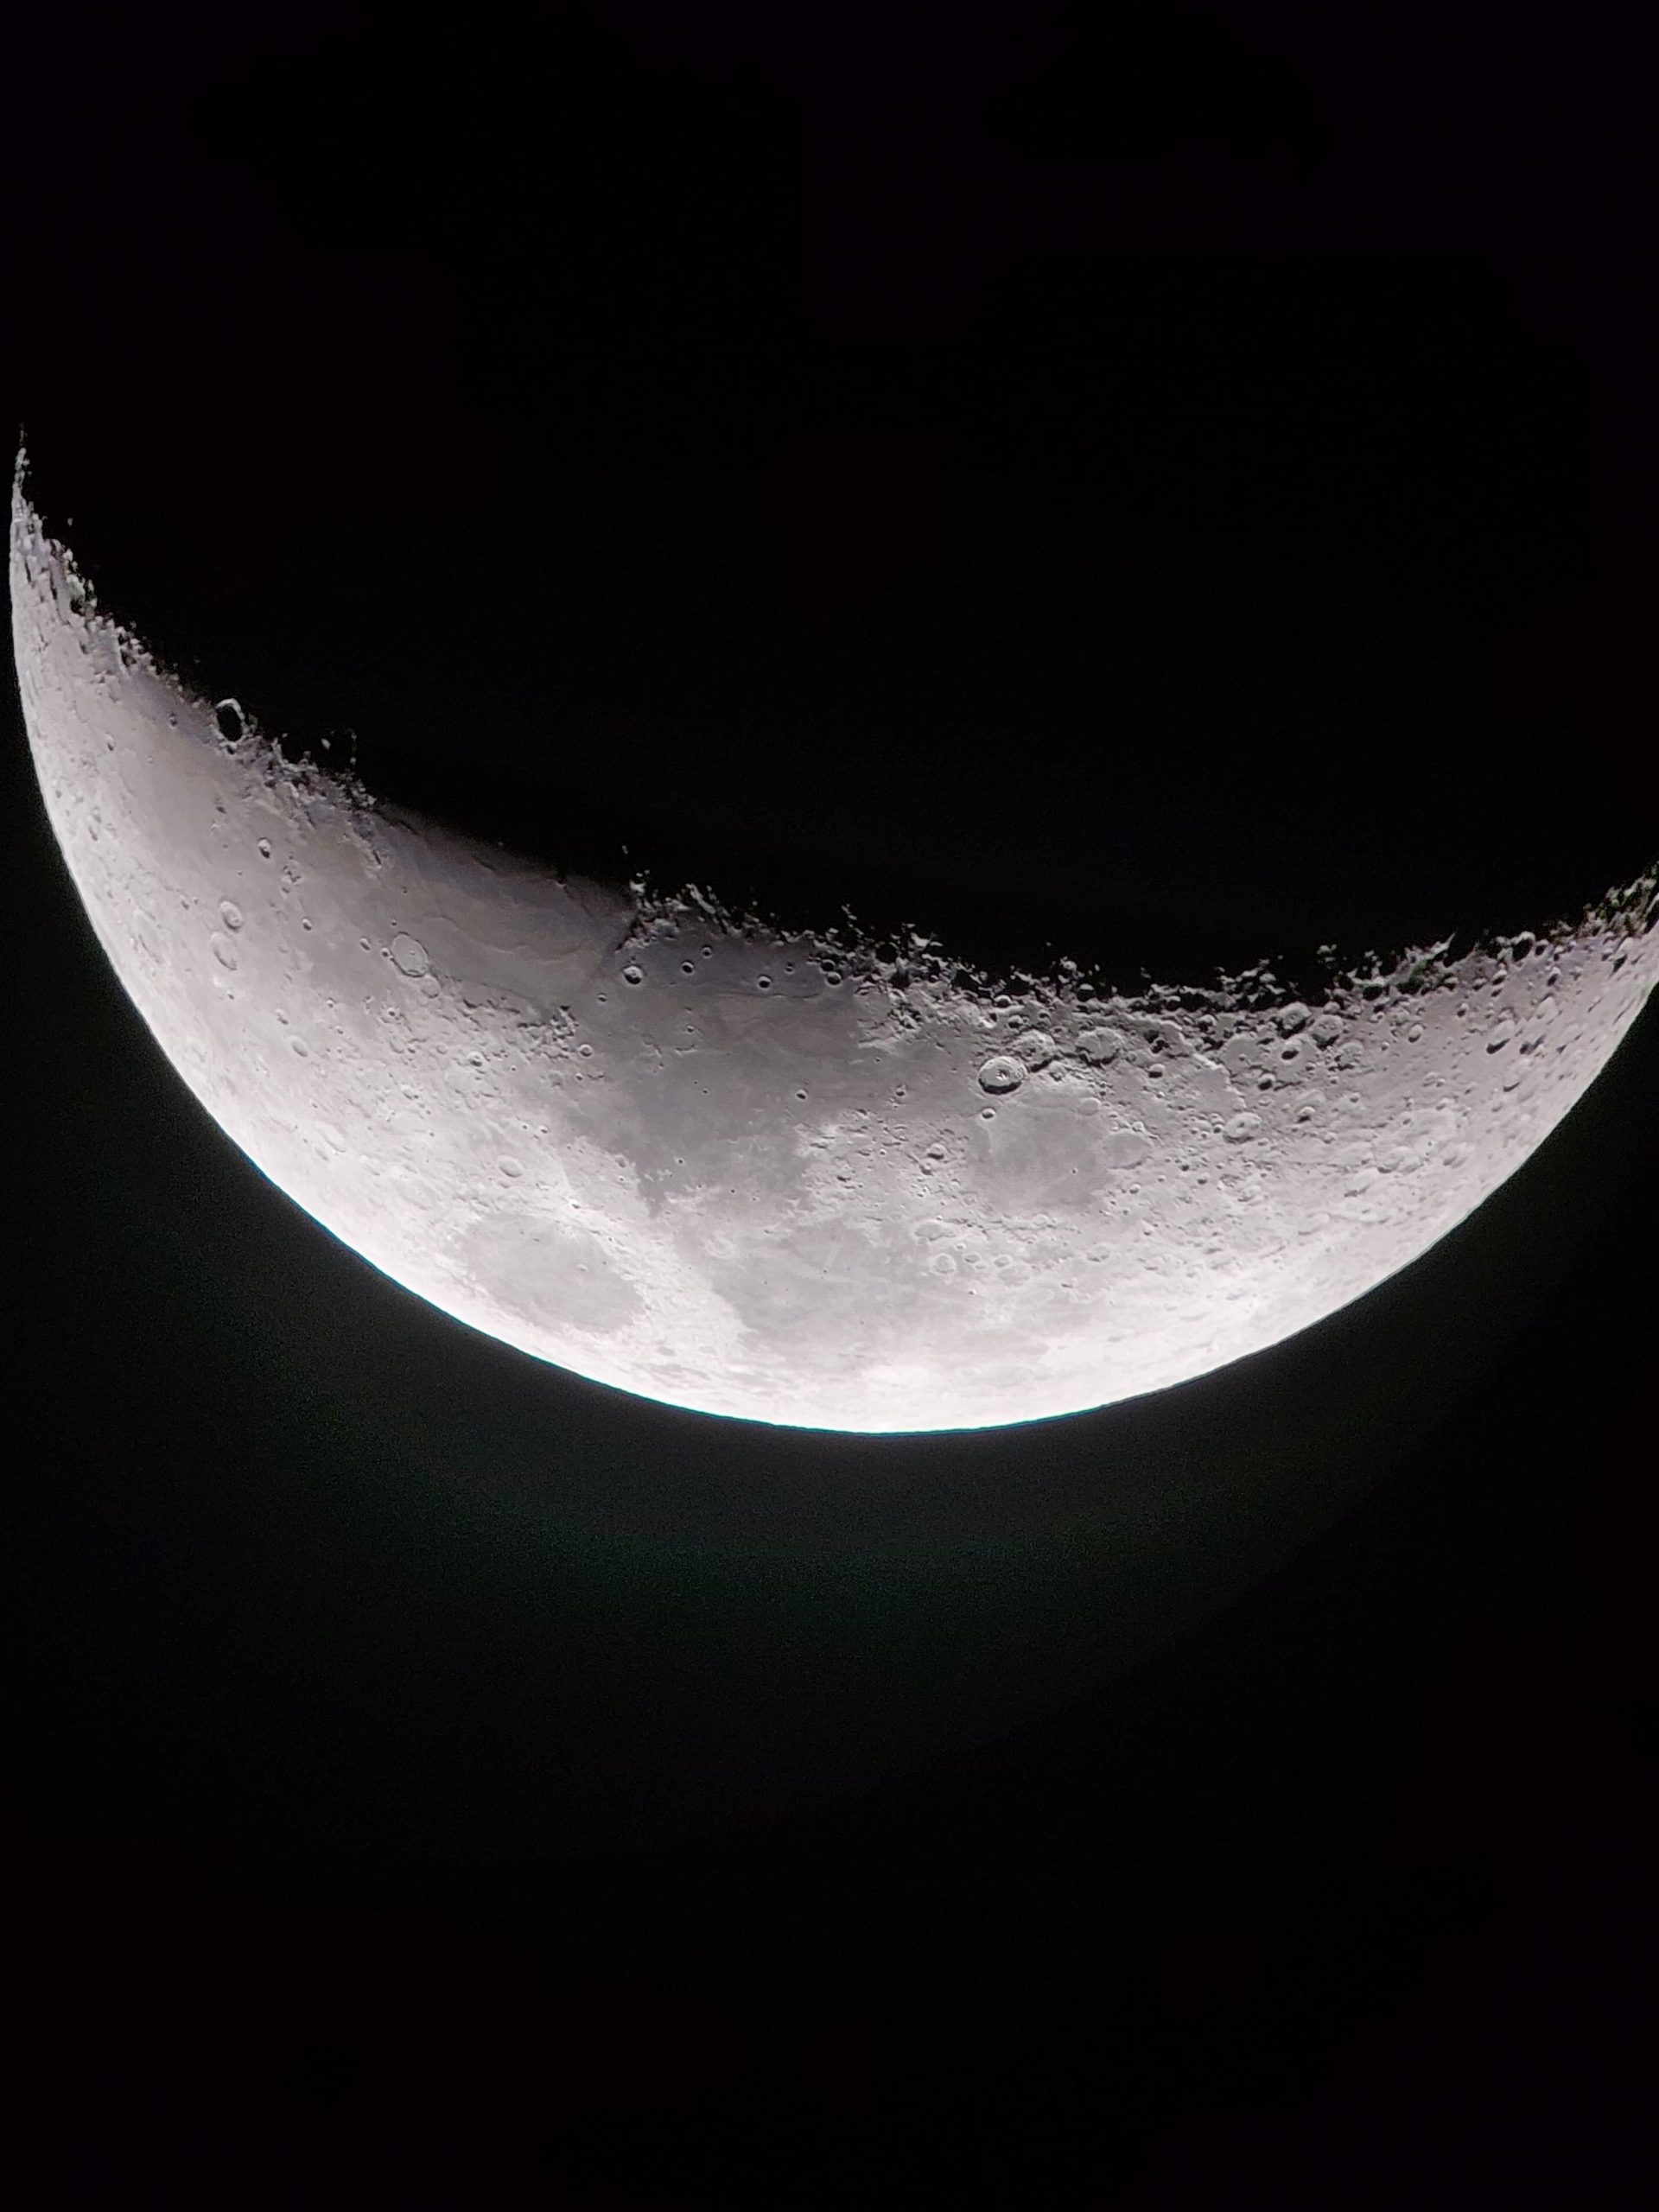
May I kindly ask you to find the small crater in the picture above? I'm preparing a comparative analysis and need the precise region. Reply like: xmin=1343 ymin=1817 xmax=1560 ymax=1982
xmin=1098 ymin=1128 xmax=1152 ymax=1169
xmin=1223 ymin=1111 xmax=1262 ymax=1144
xmin=214 ymin=699 xmax=244 ymax=744
xmin=621 ymin=963 xmax=644 ymax=987
xmin=977 ymin=1054 xmax=1027 ymax=1096
xmin=1077 ymin=1027 xmax=1124 ymax=1066
xmin=391 ymin=932 xmax=429 ymax=978
xmin=219 ymin=900 xmax=243 ymax=931
xmin=209 ymin=932 xmax=238 ymax=970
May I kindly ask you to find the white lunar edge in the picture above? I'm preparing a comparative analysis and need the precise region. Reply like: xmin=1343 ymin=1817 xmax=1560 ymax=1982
xmin=10 ymin=480 xmax=1658 ymax=1433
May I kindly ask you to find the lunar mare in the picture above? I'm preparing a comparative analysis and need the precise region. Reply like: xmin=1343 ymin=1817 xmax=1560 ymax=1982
xmin=11 ymin=483 xmax=1658 ymax=1433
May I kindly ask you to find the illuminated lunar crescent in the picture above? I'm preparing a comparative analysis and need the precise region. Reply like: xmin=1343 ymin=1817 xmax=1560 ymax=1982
xmin=11 ymin=476 xmax=1656 ymax=1432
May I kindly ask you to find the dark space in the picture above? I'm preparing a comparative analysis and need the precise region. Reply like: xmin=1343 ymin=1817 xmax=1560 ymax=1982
xmin=3 ymin=3 xmax=1656 ymax=2203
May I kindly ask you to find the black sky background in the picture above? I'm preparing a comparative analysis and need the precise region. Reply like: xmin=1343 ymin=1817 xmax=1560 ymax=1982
xmin=3 ymin=3 xmax=1656 ymax=2203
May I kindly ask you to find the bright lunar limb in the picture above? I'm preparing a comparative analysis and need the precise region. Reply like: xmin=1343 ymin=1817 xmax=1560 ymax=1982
xmin=11 ymin=479 xmax=1659 ymax=1433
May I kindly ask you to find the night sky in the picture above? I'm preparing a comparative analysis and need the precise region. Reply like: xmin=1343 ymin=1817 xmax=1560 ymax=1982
xmin=3 ymin=4 xmax=1656 ymax=2203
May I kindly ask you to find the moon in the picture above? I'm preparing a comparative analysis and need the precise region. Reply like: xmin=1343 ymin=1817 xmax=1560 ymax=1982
xmin=12 ymin=475 xmax=1657 ymax=1433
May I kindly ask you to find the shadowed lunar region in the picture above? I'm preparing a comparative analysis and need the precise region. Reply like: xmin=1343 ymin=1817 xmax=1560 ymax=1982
xmin=12 ymin=469 xmax=1657 ymax=1433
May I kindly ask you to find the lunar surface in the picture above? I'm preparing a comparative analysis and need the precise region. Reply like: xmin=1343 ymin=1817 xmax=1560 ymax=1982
xmin=12 ymin=476 xmax=1658 ymax=1432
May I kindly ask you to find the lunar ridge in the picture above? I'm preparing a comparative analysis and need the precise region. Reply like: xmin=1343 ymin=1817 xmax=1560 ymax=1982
xmin=12 ymin=477 xmax=1657 ymax=1432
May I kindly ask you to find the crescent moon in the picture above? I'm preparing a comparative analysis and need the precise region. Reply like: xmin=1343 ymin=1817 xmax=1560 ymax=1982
xmin=12 ymin=477 xmax=1656 ymax=1433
